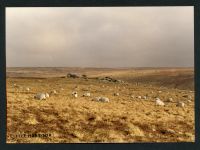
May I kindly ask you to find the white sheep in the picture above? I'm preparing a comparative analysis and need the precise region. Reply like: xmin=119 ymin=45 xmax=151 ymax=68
xmin=34 ymin=93 xmax=46 ymax=100
xmin=51 ymin=90 xmax=57 ymax=94
xmin=26 ymin=87 xmax=30 ymax=92
xmin=99 ymin=97 xmax=110 ymax=102
xmin=155 ymin=98 xmax=165 ymax=106
xmin=83 ymin=92 xmax=91 ymax=97
xmin=45 ymin=93 xmax=49 ymax=98
xmin=113 ymin=93 xmax=119 ymax=96
xmin=131 ymin=95 xmax=135 ymax=98
xmin=92 ymin=97 xmax=101 ymax=102
xmin=72 ymin=91 xmax=78 ymax=98
xmin=167 ymin=98 xmax=173 ymax=102
xmin=142 ymin=96 xmax=147 ymax=100
xmin=92 ymin=97 xmax=110 ymax=103
xmin=137 ymin=96 xmax=142 ymax=99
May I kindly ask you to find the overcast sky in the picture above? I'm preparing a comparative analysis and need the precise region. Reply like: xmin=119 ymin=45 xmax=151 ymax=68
xmin=6 ymin=7 xmax=194 ymax=68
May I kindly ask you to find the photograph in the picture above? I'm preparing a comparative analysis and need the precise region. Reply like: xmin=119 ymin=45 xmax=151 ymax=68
xmin=6 ymin=7 xmax=194 ymax=143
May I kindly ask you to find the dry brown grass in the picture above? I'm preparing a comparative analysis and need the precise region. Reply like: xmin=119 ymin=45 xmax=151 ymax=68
xmin=6 ymin=68 xmax=194 ymax=143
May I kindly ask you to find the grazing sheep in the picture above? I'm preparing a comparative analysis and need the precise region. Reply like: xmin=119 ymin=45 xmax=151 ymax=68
xmin=26 ymin=87 xmax=30 ymax=92
xmin=155 ymin=98 xmax=165 ymax=106
xmin=51 ymin=90 xmax=57 ymax=94
xmin=183 ymin=95 xmax=192 ymax=99
xmin=114 ymin=93 xmax=119 ymax=96
xmin=72 ymin=91 xmax=78 ymax=98
xmin=167 ymin=98 xmax=173 ymax=102
xmin=34 ymin=93 xmax=46 ymax=100
xmin=99 ymin=97 xmax=110 ymax=102
xmin=176 ymin=102 xmax=185 ymax=108
xmin=92 ymin=97 xmax=101 ymax=102
xmin=45 ymin=93 xmax=49 ymax=98
xmin=137 ymin=96 xmax=142 ymax=99
xmin=142 ymin=96 xmax=147 ymax=100
xmin=83 ymin=92 xmax=91 ymax=97
xmin=92 ymin=97 xmax=110 ymax=103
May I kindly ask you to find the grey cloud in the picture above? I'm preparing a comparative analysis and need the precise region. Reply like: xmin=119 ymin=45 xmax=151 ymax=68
xmin=6 ymin=7 xmax=194 ymax=67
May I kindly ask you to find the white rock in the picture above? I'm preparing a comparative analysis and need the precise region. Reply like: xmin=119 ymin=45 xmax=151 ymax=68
xmin=155 ymin=99 xmax=165 ymax=106
xmin=34 ymin=93 xmax=46 ymax=100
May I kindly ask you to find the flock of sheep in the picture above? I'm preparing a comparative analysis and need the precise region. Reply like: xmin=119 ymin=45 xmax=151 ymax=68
xmin=12 ymin=82 xmax=193 ymax=108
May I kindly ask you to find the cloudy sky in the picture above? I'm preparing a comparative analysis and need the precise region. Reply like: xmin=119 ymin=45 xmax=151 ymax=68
xmin=6 ymin=7 xmax=194 ymax=67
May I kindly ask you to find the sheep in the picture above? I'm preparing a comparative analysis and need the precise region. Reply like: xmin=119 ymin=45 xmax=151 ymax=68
xmin=50 ymin=90 xmax=57 ymax=95
xmin=45 ymin=93 xmax=49 ymax=98
xmin=34 ymin=93 xmax=46 ymax=100
xmin=167 ymin=98 xmax=173 ymax=102
xmin=92 ymin=97 xmax=101 ymax=102
xmin=142 ymin=96 xmax=147 ymax=100
xmin=99 ymin=97 xmax=110 ymax=102
xmin=176 ymin=102 xmax=185 ymax=108
xmin=155 ymin=98 xmax=165 ymax=106
xmin=72 ymin=91 xmax=78 ymax=98
xmin=183 ymin=95 xmax=192 ymax=99
xmin=83 ymin=92 xmax=91 ymax=97
xmin=92 ymin=97 xmax=110 ymax=103
xmin=26 ymin=87 xmax=30 ymax=92
xmin=137 ymin=96 xmax=142 ymax=99
xmin=113 ymin=93 xmax=119 ymax=96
